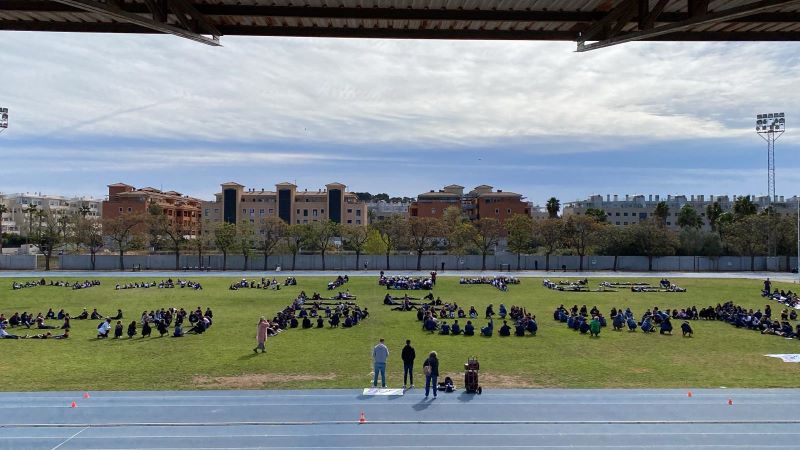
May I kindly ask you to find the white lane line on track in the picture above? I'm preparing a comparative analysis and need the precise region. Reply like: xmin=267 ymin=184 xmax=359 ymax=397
xmin=50 ymin=426 xmax=87 ymax=450
xmin=5 ymin=419 xmax=800 ymax=428
xmin=5 ymin=432 xmax=800 ymax=440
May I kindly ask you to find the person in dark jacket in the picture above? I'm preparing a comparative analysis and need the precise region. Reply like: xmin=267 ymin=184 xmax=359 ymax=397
xmin=423 ymin=351 xmax=440 ymax=399
xmin=401 ymin=340 xmax=416 ymax=389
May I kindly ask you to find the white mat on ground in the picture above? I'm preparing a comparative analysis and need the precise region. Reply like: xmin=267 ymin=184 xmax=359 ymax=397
xmin=765 ymin=354 xmax=800 ymax=363
xmin=362 ymin=388 xmax=405 ymax=396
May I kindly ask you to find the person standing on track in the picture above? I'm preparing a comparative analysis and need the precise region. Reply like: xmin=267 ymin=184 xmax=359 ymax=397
xmin=402 ymin=339 xmax=416 ymax=389
xmin=254 ymin=317 xmax=269 ymax=353
xmin=423 ymin=351 xmax=440 ymax=399
xmin=372 ymin=338 xmax=389 ymax=388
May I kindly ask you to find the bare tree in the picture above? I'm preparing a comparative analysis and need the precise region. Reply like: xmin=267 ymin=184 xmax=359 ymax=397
xmin=285 ymin=224 xmax=308 ymax=271
xmin=236 ymin=221 xmax=256 ymax=270
xmin=258 ymin=217 xmax=287 ymax=271
xmin=32 ymin=210 xmax=67 ymax=271
xmin=148 ymin=204 xmax=188 ymax=270
xmin=103 ymin=212 xmax=145 ymax=271
xmin=213 ymin=222 xmax=237 ymax=271
xmin=408 ymin=217 xmax=442 ymax=271
xmin=470 ymin=218 xmax=503 ymax=271
xmin=505 ymin=214 xmax=534 ymax=270
xmin=562 ymin=215 xmax=602 ymax=271
xmin=342 ymin=223 xmax=369 ymax=270
xmin=374 ymin=215 xmax=409 ymax=270
xmin=74 ymin=216 xmax=104 ymax=270
xmin=306 ymin=220 xmax=340 ymax=270
xmin=533 ymin=218 xmax=563 ymax=271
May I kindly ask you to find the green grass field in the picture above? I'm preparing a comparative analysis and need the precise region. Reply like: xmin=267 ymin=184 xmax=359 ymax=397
xmin=1 ymin=275 xmax=799 ymax=391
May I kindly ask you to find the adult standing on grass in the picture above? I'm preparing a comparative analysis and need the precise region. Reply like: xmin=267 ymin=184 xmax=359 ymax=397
xmin=423 ymin=351 xmax=439 ymax=399
xmin=254 ymin=317 xmax=269 ymax=353
xmin=372 ymin=338 xmax=389 ymax=388
xmin=402 ymin=339 xmax=416 ymax=389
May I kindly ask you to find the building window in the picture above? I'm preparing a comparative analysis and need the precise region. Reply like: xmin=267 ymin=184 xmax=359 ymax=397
xmin=214 ymin=208 xmax=219 ymax=214
xmin=356 ymin=210 xmax=361 ymax=217
xmin=507 ymin=209 xmax=511 ymax=213
xmin=495 ymin=208 xmax=499 ymax=214
xmin=356 ymin=219 xmax=361 ymax=225
xmin=623 ymin=222 xmax=628 ymax=225
xmin=296 ymin=209 xmax=300 ymax=214
xmin=347 ymin=209 xmax=353 ymax=213
xmin=269 ymin=209 xmax=273 ymax=214
xmin=127 ymin=207 xmax=132 ymax=212
xmin=303 ymin=219 xmax=308 ymax=224
xmin=242 ymin=208 xmax=247 ymax=214
xmin=615 ymin=212 xmax=620 ymax=216
xmin=250 ymin=208 xmax=255 ymax=214
xmin=303 ymin=209 xmax=308 ymax=217
xmin=615 ymin=221 xmax=620 ymax=225
xmin=623 ymin=212 xmax=628 ymax=216
xmin=313 ymin=209 xmax=318 ymax=217
xmin=667 ymin=222 xmax=672 ymax=225
xmin=431 ymin=208 xmax=437 ymax=214
xmin=118 ymin=208 xmax=123 ymax=212
xmin=321 ymin=209 xmax=325 ymax=214
xmin=259 ymin=209 xmax=265 ymax=215
xmin=347 ymin=219 xmax=352 ymax=224
xmin=205 ymin=209 xmax=209 ymax=215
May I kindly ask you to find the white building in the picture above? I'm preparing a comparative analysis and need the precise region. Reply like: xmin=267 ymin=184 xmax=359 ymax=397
xmin=0 ymin=192 xmax=102 ymax=236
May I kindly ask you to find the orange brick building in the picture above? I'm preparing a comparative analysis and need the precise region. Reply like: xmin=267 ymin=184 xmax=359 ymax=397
xmin=410 ymin=184 xmax=531 ymax=225
xmin=102 ymin=183 xmax=202 ymax=235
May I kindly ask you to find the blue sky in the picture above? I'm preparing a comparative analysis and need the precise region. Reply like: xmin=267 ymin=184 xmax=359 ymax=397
xmin=1 ymin=32 xmax=799 ymax=207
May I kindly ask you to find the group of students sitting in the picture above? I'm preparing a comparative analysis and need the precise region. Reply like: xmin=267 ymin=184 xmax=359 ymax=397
xmin=266 ymin=291 xmax=368 ymax=335
xmin=762 ymin=287 xmax=800 ymax=309
xmin=418 ymin=301 xmax=538 ymax=337
xmin=229 ymin=277 xmax=285 ymax=290
xmin=542 ymin=278 xmax=600 ymax=292
xmin=99 ymin=306 xmax=213 ymax=339
xmin=327 ymin=275 xmax=350 ymax=290
xmin=553 ymin=304 xmax=694 ymax=337
xmin=708 ymin=301 xmax=800 ymax=338
xmin=11 ymin=279 xmax=101 ymax=290
xmin=380 ymin=275 xmax=434 ymax=290
xmin=460 ymin=276 xmax=519 ymax=291
xmin=115 ymin=278 xmax=203 ymax=290
xmin=631 ymin=280 xmax=686 ymax=292
xmin=0 ymin=323 xmax=69 ymax=339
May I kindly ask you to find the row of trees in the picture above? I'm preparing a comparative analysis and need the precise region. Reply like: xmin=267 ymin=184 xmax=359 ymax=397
xmin=16 ymin=195 xmax=799 ymax=272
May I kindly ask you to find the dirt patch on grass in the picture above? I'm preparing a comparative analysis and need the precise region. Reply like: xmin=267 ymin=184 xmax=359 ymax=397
xmin=193 ymin=373 xmax=336 ymax=389
xmin=629 ymin=367 xmax=653 ymax=374
xmin=478 ymin=373 xmax=549 ymax=388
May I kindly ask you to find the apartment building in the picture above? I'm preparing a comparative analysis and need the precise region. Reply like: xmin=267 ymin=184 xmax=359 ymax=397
xmin=0 ymin=192 xmax=102 ymax=236
xmin=201 ymin=182 xmax=368 ymax=231
xmin=563 ymin=193 xmax=800 ymax=230
xmin=409 ymin=184 xmax=531 ymax=224
xmin=367 ymin=200 xmax=411 ymax=221
xmin=102 ymin=183 xmax=202 ymax=234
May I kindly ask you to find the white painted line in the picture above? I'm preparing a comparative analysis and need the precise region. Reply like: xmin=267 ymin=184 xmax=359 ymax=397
xmin=50 ymin=426 xmax=86 ymax=450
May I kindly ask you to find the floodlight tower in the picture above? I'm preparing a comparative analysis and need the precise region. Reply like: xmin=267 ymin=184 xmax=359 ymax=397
xmin=0 ymin=107 xmax=7 ymax=134
xmin=756 ymin=112 xmax=786 ymax=204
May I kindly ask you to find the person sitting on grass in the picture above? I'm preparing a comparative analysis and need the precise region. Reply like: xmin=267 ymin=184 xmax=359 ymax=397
xmin=613 ymin=314 xmax=624 ymax=331
xmin=0 ymin=324 xmax=21 ymax=339
xmin=342 ymin=315 xmax=353 ymax=328
xmin=499 ymin=320 xmax=511 ymax=336
xmin=46 ymin=309 xmax=55 ymax=320
xmin=641 ymin=317 xmax=654 ymax=333
xmin=469 ymin=306 xmax=478 ymax=319
xmin=660 ymin=317 xmax=673 ymax=335
xmin=481 ymin=319 xmax=493 ymax=337
xmin=156 ymin=320 xmax=169 ymax=337
xmin=113 ymin=321 xmax=123 ymax=338
xmin=589 ymin=316 xmax=601 ymax=337
xmin=627 ymin=316 xmax=638 ymax=332
xmin=127 ymin=321 xmax=137 ymax=338
xmin=302 ymin=317 xmax=312 ymax=329
xmin=36 ymin=317 xmax=55 ymax=330
xmin=459 ymin=320 xmax=473 ymax=336
xmin=76 ymin=309 xmax=89 ymax=320
xmin=515 ymin=322 xmax=526 ymax=336
xmin=172 ymin=323 xmax=184 ymax=337
xmin=329 ymin=313 xmax=340 ymax=328
xmin=499 ymin=304 xmax=507 ymax=319
xmin=316 ymin=316 xmax=324 ymax=328
xmin=485 ymin=304 xmax=495 ymax=319
xmin=97 ymin=318 xmax=111 ymax=339
xmin=579 ymin=318 xmax=590 ymax=334
xmin=90 ymin=309 xmax=103 ymax=320
xmin=111 ymin=309 xmax=123 ymax=320
xmin=450 ymin=320 xmax=461 ymax=335
xmin=439 ymin=321 xmax=450 ymax=335
xmin=424 ymin=315 xmax=437 ymax=333
xmin=141 ymin=320 xmax=152 ymax=338
xmin=681 ymin=321 xmax=693 ymax=337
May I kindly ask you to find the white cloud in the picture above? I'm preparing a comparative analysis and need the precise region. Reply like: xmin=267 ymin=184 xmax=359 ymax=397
xmin=2 ymin=33 xmax=799 ymax=151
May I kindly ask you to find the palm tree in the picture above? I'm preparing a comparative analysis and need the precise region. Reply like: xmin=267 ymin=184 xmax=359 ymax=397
xmin=25 ymin=204 xmax=39 ymax=246
xmin=733 ymin=196 xmax=757 ymax=219
xmin=653 ymin=201 xmax=669 ymax=227
xmin=706 ymin=202 xmax=723 ymax=232
xmin=546 ymin=197 xmax=560 ymax=219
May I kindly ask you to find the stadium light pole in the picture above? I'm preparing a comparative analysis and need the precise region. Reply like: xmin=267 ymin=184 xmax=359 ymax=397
xmin=0 ymin=107 xmax=8 ymax=135
xmin=756 ymin=112 xmax=786 ymax=204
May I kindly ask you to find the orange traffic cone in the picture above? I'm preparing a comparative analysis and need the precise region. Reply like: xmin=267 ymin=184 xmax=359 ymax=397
xmin=83 ymin=392 xmax=91 ymax=399
xmin=359 ymin=411 xmax=366 ymax=424
xmin=70 ymin=401 xmax=77 ymax=408
xmin=687 ymin=391 xmax=693 ymax=398
xmin=727 ymin=399 xmax=733 ymax=406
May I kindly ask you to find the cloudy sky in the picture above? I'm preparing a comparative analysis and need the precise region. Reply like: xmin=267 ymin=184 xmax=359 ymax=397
xmin=1 ymin=31 xmax=799 ymax=206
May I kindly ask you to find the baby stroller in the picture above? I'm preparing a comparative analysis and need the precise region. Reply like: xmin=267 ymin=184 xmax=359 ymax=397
xmin=464 ymin=356 xmax=482 ymax=394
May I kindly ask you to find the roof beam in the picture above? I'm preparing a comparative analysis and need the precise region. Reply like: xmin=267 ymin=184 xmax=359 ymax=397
xmin=578 ymin=0 xmax=800 ymax=51
xmin=4 ymin=2 xmax=800 ymax=23
xmin=639 ymin=0 xmax=670 ymax=30
xmin=579 ymin=0 xmax=639 ymax=42
xmin=47 ymin=0 xmax=220 ymax=46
